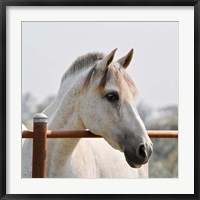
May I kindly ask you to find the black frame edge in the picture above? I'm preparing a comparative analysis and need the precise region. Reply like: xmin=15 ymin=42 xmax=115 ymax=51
xmin=0 ymin=0 xmax=197 ymax=6
xmin=0 ymin=1 xmax=6 ymax=200
xmin=194 ymin=0 xmax=200 ymax=199
xmin=1 ymin=0 xmax=199 ymax=200
xmin=0 ymin=194 xmax=199 ymax=199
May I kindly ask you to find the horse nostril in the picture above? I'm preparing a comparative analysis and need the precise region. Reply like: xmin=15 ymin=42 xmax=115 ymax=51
xmin=138 ymin=144 xmax=148 ymax=160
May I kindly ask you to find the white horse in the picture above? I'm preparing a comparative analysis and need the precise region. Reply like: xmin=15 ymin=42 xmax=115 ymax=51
xmin=22 ymin=49 xmax=153 ymax=178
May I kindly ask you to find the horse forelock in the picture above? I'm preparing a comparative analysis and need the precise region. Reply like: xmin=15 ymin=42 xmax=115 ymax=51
xmin=61 ymin=52 xmax=104 ymax=84
xmin=84 ymin=62 xmax=137 ymax=97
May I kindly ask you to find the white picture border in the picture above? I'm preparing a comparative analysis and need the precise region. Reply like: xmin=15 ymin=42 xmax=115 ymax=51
xmin=6 ymin=6 xmax=194 ymax=194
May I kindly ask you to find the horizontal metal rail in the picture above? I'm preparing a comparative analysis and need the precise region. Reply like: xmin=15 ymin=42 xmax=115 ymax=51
xmin=22 ymin=130 xmax=178 ymax=139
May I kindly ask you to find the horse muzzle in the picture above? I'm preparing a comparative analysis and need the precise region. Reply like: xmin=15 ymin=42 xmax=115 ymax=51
xmin=124 ymin=142 xmax=153 ymax=168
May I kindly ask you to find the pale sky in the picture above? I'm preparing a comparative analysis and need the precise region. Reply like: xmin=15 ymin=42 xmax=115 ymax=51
xmin=22 ymin=21 xmax=178 ymax=109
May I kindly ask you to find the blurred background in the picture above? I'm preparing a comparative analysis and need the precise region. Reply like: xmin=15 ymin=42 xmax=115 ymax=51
xmin=22 ymin=21 xmax=178 ymax=178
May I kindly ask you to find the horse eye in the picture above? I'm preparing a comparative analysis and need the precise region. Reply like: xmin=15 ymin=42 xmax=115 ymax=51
xmin=105 ymin=92 xmax=119 ymax=102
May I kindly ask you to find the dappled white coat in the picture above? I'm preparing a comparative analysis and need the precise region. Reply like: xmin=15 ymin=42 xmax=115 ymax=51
xmin=22 ymin=49 xmax=152 ymax=178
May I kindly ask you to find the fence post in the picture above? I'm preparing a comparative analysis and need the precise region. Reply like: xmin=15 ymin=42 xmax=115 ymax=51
xmin=32 ymin=113 xmax=48 ymax=178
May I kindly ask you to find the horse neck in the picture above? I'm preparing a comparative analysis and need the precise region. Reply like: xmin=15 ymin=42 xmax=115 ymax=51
xmin=43 ymin=72 xmax=88 ymax=170
xmin=43 ymin=73 xmax=86 ymax=131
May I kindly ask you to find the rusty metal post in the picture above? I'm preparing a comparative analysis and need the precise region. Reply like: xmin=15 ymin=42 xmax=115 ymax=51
xmin=32 ymin=113 xmax=48 ymax=178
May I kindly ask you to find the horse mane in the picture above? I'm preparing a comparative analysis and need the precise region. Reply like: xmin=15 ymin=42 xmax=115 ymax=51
xmin=61 ymin=52 xmax=104 ymax=84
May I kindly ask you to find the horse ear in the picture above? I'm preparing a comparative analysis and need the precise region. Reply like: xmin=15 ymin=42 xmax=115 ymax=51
xmin=117 ymin=49 xmax=134 ymax=69
xmin=98 ymin=48 xmax=117 ymax=71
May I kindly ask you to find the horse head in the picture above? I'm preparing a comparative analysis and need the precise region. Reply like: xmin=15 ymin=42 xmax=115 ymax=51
xmin=80 ymin=49 xmax=153 ymax=168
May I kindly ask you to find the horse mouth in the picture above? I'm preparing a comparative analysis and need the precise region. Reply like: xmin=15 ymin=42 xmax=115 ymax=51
xmin=124 ymin=151 xmax=144 ymax=168
xmin=125 ymin=157 xmax=142 ymax=168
